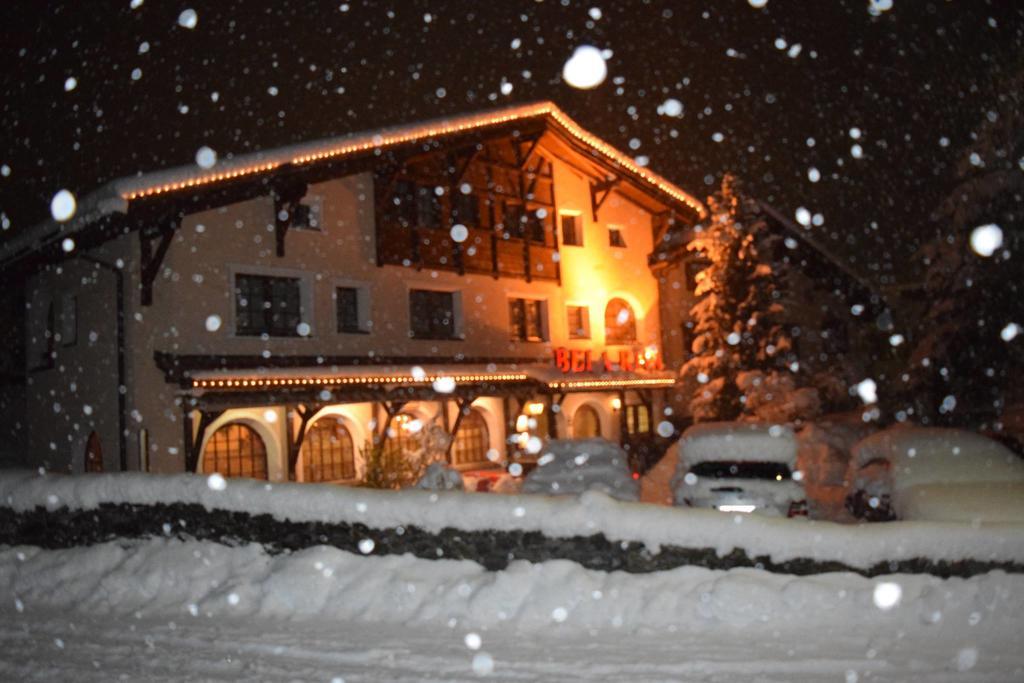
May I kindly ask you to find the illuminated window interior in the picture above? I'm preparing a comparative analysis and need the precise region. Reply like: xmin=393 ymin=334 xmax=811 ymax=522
xmin=301 ymin=417 xmax=356 ymax=482
xmin=201 ymin=423 xmax=268 ymax=480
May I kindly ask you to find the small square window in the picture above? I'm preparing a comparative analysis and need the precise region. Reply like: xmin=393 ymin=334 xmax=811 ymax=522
xmin=509 ymin=298 xmax=546 ymax=341
xmin=567 ymin=305 xmax=590 ymax=339
xmin=410 ymin=289 xmax=458 ymax=340
xmin=560 ymin=214 xmax=582 ymax=246
xmin=608 ymin=227 xmax=627 ymax=248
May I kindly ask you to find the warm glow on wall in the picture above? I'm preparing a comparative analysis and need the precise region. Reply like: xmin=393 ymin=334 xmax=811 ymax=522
xmin=526 ymin=402 xmax=545 ymax=415
xmin=610 ymin=397 xmax=622 ymax=410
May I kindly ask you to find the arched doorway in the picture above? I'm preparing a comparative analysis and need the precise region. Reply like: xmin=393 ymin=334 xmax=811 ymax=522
xmin=301 ymin=416 xmax=356 ymax=482
xmin=605 ymin=298 xmax=637 ymax=344
xmin=450 ymin=408 xmax=490 ymax=466
xmin=201 ymin=422 xmax=268 ymax=480
xmin=84 ymin=431 xmax=103 ymax=473
xmin=573 ymin=404 xmax=601 ymax=439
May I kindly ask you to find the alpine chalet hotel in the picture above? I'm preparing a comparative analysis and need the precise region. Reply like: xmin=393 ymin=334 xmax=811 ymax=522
xmin=1 ymin=102 xmax=706 ymax=485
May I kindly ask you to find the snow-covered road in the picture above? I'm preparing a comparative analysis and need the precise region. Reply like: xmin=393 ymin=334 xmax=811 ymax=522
xmin=2 ymin=608 xmax=1020 ymax=682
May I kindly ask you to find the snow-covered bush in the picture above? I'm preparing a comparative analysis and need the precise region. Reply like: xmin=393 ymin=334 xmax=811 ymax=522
xmin=521 ymin=438 xmax=639 ymax=501
xmin=414 ymin=462 xmax=465 ymax=491
xmin=736 ymin=370 xmax=821 ymax=423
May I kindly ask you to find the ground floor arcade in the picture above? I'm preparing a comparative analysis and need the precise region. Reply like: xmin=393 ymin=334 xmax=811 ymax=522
xmin=174 ymin=362 xmax=674 ymax=486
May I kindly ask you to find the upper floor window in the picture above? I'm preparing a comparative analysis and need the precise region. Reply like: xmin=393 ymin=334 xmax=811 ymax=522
xmin=608 ymin=227 xmax=628 ymax=248
xmin=410 ymin=289 xmax=458 ymax=340
xmin=395 ymin=180 xmax=442 ymax=229
xmin=235 ymin=274 xmax=303 ymax=337
xmin=452 ymin=191 xmax=480 ymax=227
xmin=567 ymin=305 xmax=590 ymax=339
xmin=336 ymin=286 xmax=369 ymax=334
xmin=605 ymin=298 xmax=637 ymax=344
xmin=561 ymin=214 xmax=583 ymax=247
xmin=509 ymin=298 xmax=545 ymax=342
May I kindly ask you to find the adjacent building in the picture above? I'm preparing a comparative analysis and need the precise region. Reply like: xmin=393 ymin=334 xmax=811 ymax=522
xmin=0 ymin=102 xmax=705 ymax=483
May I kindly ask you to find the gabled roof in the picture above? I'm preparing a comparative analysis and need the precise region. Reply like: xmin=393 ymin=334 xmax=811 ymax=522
xmin=0 ymin=101 xmax=705 ymax=270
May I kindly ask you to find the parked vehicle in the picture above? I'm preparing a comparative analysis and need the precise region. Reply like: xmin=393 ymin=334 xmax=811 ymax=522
xmin=846 ymin=426 xmax=1024 ymax=523
xmin=671 ymin=422 xmax=807 ymax=517
xmin=522 ymin=438 xmax=640 ymax=501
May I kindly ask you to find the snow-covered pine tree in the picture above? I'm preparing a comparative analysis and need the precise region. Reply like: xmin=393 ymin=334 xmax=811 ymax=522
xmin=681 ymin=175 xmax=809 ymax=422
xmin=899 ymin=63 xmax=1024 ymax=427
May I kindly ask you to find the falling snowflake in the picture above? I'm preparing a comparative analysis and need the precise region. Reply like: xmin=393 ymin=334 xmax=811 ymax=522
xmin=178 ymin=9 xmax=198 ymax=29
xmin=50 ymin=190 xmax=77 ymax=222
xmin=562 ymin=46 xmax=607 ymax=89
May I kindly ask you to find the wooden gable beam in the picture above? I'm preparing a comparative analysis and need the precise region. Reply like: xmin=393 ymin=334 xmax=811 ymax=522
xmin=139 ymin=217 xmax=179 ymax=306
xmin=590 ymin=176 xmax=622 ymax=222
xmin=272 ymin=180 xmax=308 ymax=258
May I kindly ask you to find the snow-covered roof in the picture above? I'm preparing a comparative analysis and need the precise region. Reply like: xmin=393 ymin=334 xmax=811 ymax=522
xmin=0 ymin=101 xmax=706 ymax=270
xmin=680 ymin=422 xmax=798 ymax=467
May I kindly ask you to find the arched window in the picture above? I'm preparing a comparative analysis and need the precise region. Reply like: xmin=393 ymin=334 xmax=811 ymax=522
xmin=301 ymin=417 xmax=356 ymax=482
xmin=451 ymin=409 xmax=489 ymax=466
xmin=84 ymin=431 xmax=103 ymax=473
xmin=605 ymin=298 xmax=637 ymax=344
xmin=201 ymin=423 xmax=268 ymax=480
xmin=573 ymin=405 xmax=601 ymax=439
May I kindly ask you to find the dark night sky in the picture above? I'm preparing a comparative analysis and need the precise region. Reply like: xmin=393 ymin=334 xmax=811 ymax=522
xmin=2 ymin=0 xmax=1021 ymax=283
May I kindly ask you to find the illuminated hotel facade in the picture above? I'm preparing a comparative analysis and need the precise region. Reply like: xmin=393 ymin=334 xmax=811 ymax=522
xmin=4 ymin=102 xmax=705 ymax=483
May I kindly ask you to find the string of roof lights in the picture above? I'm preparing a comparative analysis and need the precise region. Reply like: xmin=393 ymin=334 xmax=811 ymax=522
xmin=546 ymin=377 xmax=676 ymax=391
xmin=190 ymin=373 xmax=676 ymax=392
xmin=119 ymin=103 xmax=705 ymax=216
xmin=190 ymin=373 xmax=530 ymax=390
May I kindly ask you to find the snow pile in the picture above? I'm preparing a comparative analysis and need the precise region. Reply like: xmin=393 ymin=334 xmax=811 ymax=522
xmin=679 ymin=422 xmax=797 ymax=466
xmin=2 ymin=470 xmax=1023 ymax=568
xmin=3 ymin=539 xmax=1023 ymax=636
xmin=521 ymin=438 xmax=639 ymax=501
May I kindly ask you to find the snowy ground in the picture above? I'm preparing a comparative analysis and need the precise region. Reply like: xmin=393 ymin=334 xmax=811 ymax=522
xmin=2 ymin=539 xmax=1023 ymax=681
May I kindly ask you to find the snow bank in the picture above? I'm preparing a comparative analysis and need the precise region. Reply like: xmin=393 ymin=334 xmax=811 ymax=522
xmin=2 ymin=470 xmax=1023 ymax=570
xmin=679 ymin=422 xmax=797 ymax=467
xmin=3 ymin=539 xmax=1023 ymax=637
xmin=521 ymin=438 xmax=638 ymax=501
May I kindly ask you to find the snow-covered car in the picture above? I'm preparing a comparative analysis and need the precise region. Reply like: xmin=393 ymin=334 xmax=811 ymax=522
xmin=521 ymin=438 xmax=639 ymax=501
xmin=846 ymin=426 xmax=1024 ymax=523
xmin=671 ymin=422 xmax=807 ymax=517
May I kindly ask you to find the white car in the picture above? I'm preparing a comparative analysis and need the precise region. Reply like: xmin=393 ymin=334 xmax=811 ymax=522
xmin=671 ymin=422 xmax=807 ymax=517
xmin=847 ymin=426 xmax=1024 ymax=523
xmin=521 ymin=438 xmax=640 ymax=501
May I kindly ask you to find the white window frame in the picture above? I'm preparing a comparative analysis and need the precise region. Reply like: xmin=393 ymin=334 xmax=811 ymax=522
xmin=332 ymin=278 xmax=372 ymax=334
xmin=506 ymin=294 xmax=549 ymax=342
xmin=406 ymin=283 xmax=464 ymax=340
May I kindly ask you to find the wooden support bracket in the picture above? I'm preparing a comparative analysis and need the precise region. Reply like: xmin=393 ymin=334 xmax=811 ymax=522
xmin=590 ymin=176 xmax=622 ymax=222
xmin=140 ymin=220 xmax=178 ymax=306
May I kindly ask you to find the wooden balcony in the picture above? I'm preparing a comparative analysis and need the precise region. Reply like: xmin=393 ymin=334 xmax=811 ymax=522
xmin=378 ymin=221 xmax=559 ymax=282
